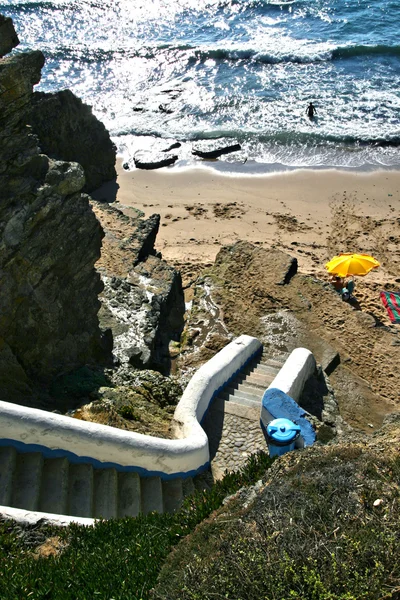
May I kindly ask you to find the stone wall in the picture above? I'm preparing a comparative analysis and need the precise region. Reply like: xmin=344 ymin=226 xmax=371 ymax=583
xmin=0 ymin=17 xmax=107 ymax=404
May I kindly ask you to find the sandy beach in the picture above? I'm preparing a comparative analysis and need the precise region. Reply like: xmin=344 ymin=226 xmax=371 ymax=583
xmin=94 ymin=159 xmax=400 ymax=287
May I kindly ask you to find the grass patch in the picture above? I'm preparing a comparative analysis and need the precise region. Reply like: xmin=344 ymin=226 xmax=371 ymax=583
xmin=153 ymin=447 xmax=400 ymax=600
xmin=0 ymin=452 xmax=273 ymax=600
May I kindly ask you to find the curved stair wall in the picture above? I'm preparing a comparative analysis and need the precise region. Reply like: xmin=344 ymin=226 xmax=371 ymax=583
xmin=0 ymin=335 xmax=263 ymax=480
xmin=266 ymin=347 xmax=316 ymax=401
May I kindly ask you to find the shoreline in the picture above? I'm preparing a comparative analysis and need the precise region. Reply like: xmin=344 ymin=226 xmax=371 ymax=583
xmin=113 ymin=132 xmax=400 ymax=177
xmin=122 ymin=157 xmax=400 ymax=178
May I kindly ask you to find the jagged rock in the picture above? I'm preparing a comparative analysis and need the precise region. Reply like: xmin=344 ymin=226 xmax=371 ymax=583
xmin=99 ymin=254 xmax=185 ymax=373
xmin=0 ymin=339 xmax=33 ymax=404
xmin=0 ymin=15 xmax=19 ymax=57
xmin=162 ymin=142 xmax=181 ymax=152
xmin=44 ymin=159 xmax=86 ymax=195
xmin=91 ymin=200 xmax=160 ymax=269
xmin=133 ymin=255 xmax=185 ymax=367
xmin=28 ymin=89 xmax=116 ymax=192
xmin=0 ymin=25 xmax=108 ymax=404
xmin=0 ymin=51 xmax=44 ymax=185
xmin=133 ymin=151 xmax=178 ymax=170
xmin=91 ymin=198 xmax=185 ymax=374
xmin=192 ymin=142 xmax=242 ymax=159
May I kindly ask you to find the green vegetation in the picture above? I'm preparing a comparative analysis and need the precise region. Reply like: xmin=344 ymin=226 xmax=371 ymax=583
xmin=2 ymin=442 xmax=399 ymax=600
xmin=154 ymin=445 xmax=400 ymax=600
xmin=49 ymin=366 xmax=113 ymax=403
xmin=0 ymin=452 xmax=273 ymax=600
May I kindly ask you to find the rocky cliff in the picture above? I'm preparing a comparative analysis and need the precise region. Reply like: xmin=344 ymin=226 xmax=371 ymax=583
xmin=28 ymin=89 xmax=116 ymax=192
xmin=0 ymin=14 xmax=186 ymax=417
xmin=91 ymin=200 xmax=186 ymax=375
xmin=0 ymin=14 xmax=19 ymax=57
xmin=0 ymin=19 xmax=107 ymax=405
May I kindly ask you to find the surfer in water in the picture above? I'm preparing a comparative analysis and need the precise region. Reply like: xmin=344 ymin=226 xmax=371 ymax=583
xmin=306 ymin=102 xmax=316 ymax=119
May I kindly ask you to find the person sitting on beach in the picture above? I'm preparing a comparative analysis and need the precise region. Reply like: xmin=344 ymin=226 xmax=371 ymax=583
xmin=330 ymin=275 xmax=344 ymax=292
xmin=306 ymin=102 xmax=316 ymax=119
xmin=344 ymin=276 xmax=355 ymax=296
xmin=342 ymin=277 xmax=354 ymax=302
xmin=341 ymin=277 xmax=355 ymax=301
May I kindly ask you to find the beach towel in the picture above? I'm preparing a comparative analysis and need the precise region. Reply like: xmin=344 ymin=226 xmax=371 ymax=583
xmin=380 ymin=291 xmax=400 ymax=324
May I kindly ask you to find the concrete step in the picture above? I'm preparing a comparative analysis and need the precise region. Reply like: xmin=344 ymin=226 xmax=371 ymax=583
xmin=68 ymin=463 xmax=94 ymax=518
xmin=162 ymin=478 xmax=183 ymax=514
xmin=141 ymin=476 xmax=163 ymax=515
xmin=231 ymin=371 xmax=274 ymax=387
xmin=94 ymin=468 xmax=118 ymax=519
xmin=118 ymin=471 xmax=141 ymax=518
xmin=39 ymin=457 xmax=69 ymax=515
xmin=218 ymin=391 xmax=261 ymax=409
xmin=0 ymin=447 xmax=17 ymax=506
xmin=243 ymin=376 xmax=274 ymax=390
xmin=231 ymin=373 xmax=273 ymax=390
xmin=243 ymin=372 xmax=275 ymax=388
xmin=232 ymin=382 xmax=264 ymax=397
xmin=0 ymin=445 xmax=189 ymax=519
xmin=12 ymin=452 xmax=43 ymax=511
xmin=225 ymin=396 xmax=262 ymax=410
xmin=221 ymin=387 xmax=260 ymax=403
xmin=253 ymin=363 xmax=280 ymax=376
xmin=259 ymin=356 xmax=287 ymax=368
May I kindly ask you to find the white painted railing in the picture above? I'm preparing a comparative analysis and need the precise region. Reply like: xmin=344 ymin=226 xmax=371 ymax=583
xmin=267 ymin=348 xmax=316 ymax=401
xmin=0 ymin=335 xmax=262 ymax=478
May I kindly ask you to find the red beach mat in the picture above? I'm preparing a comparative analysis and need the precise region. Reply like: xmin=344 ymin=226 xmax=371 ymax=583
xmin=380 ymin=291 xmax=400 ymax=324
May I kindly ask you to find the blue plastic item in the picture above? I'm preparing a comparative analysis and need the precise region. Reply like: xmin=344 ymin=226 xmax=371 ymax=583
xmin=266 ymin=418 xmax=301 ymax=457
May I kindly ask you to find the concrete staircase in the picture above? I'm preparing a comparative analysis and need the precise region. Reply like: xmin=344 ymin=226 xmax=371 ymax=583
xmin=0 ymin=349 xmax=290 ymax=521
xmin=0 ymin=446 xmax=195 ymax=519
xmin=201 ymin=351 xmax=289 ymax=477
xmin=215 ymin=352 xmax=288 ymax=410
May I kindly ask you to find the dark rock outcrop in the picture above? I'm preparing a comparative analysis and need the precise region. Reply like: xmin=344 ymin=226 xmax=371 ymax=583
xmin=162 ymin=142 xmax=181 ymax=152
xmin=192 ymin=142 xmax=242 ymax=159
xmin=0 ymin=17 xmax=107 ymax=404
xmin=133 ymin=151 xmax=178 ymax=170
xmin=28 ymin=89 xmax=116 ymax=192
xmin=0 ymin=14 xmax=19 ymax=57
xmin=91 ymin=200 xmax=160 ymax=269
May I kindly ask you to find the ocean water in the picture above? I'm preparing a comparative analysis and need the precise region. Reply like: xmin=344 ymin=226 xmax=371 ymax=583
xmin=2 ymin=0 xmax=400 ymax=171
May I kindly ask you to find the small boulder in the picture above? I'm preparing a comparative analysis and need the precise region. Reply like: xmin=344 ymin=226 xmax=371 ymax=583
xmin=162 ymin=142 xmax=181 ymax=152
xmin=192 ymin=142 xmax=241 ymax=160
xmin=133 ymin=151 xmax=178 ymax=170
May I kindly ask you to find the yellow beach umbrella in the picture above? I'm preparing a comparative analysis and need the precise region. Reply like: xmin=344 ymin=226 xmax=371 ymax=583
xmin=325 ymin=253 xmax=380 ymax=278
